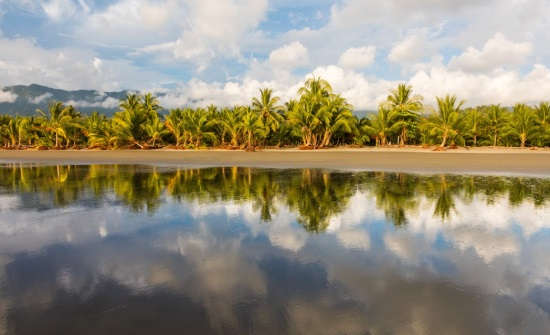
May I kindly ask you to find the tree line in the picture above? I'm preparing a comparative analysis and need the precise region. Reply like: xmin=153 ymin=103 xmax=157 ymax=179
xmin=1 ymin=78 xmax=549 ymax=149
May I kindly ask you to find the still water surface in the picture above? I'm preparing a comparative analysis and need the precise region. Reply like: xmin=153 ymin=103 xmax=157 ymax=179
xmin=0 ymin=164 xmax=550 ymax=334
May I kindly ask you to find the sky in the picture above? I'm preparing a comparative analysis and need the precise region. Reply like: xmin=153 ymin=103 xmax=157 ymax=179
xmin=0 ymin=0 xmax=549 ymax=110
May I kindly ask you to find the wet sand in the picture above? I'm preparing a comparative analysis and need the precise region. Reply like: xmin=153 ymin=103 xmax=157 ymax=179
xmin=0 ymin=148 xmax=549 ymax=176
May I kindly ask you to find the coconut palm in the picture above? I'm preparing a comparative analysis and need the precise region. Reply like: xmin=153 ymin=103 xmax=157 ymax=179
xmin=145 ymin=113 xmax=166 ymax=147
xmin=164 ymin=108 xmax=186 ymax=147
xmin=221 ymin=106 xmax=244 ymax=147
xmin=318 ymin=94 xmax=356 ymax=147
xmin=239 ymin=107 xmax=265 ymax=149
xmin=184 ymin=108 xmax=217 ymax=147
xmin=298 ymin=77 xmax=332 ymax=103
xmin=535 ymin=102 xmax=550 ymax=146
xmin=288 ymin=97 xmax=322 ymax=147
xmin=112 ymin=93 xmax=161 ymax=148
xmin=36 ymin=102 xmax=77 ymax=148
xmin=384 ymin=84 xmax=423 ymax=145
xmin=252 ymin=88 xmax=283 ymax=136
xmin=361 ymin=106 xmax=402 ymax=146
xmin=428 ymin=95 xmax=465 ymax=147
xmin=464 ymin=107 xmax=485 ymax=146
xmin=485 ymin=104 xmax=509 ymax=147
xmin=506 ymin=103 xmax=538 ymax=147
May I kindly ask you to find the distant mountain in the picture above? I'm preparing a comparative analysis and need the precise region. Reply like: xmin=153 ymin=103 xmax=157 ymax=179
xmin=0 ymin=84 xmax=130 ymax=116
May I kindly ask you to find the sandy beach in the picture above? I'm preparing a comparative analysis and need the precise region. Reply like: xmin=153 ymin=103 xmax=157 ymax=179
xmin=1 ymin=147 xmax=549 ymax=176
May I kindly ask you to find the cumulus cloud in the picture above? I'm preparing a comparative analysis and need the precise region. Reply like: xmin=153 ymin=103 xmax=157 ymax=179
xmin=0 ymin=36 xmax=166 ymax=91
xmin=269 ymin=41 xmax=309 ymax=70
xmin=449 ymin=33 xmax=532 ymax=73
xmin=338 ymin=46 xmax=376 ymax=69
xmin=135 ymin=0 xmax=268 ymax=68
xmin=388 ymin=33 xmax=434 ymax=66
xmin=409 ymin=63 xmax=550 ymax=106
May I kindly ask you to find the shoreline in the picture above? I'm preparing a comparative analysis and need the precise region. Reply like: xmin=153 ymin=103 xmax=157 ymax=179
xmin=1 ymin=148 xmax=550 ymax=176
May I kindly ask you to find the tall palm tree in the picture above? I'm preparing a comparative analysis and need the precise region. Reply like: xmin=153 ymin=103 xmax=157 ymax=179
xmin=464 ymin=107 xmax=485 ymax=146
xmin=184 ymin=108 xmax=217 ymax=147
xmin=535 ymin=102 xmax=550 ymax=146
xmin=165 ymin=108 xmax=186 ymax=147
xmin=142 ymin=93 xmax=161 ymax=117
xmin=239 ymin=107 xmax=265 ymax=149
xmin=36 ymin=102 xmax=76 ymax=148
xmin=298 ymin=77 xmax=332 ymax=103
xmin=384 ymin=84 xmax=423 ymax=146
xmin=485 ymin=104 xmax=509 ymax=147
xmin=288 ymin=96 xmax=322 ymax=147
xmin=507 ymin=103 xmax=538 ymax=147
xmin=428 ymin=95 xmax=465 ymax=147
xmin=361 ymin=106 xmax=402 ymax=146
xmin=317 ymin=94 xmax=356 ymax=147
xmin=252 ymin=88 xmax=283 ymax=137
xmin=221 ymin=106 xmax=244 ymax=147
xmin=145 ymin=113 xmax=166 ymax=147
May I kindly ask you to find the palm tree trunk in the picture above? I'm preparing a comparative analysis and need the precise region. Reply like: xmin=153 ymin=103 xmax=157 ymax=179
xmin=55 ymin=132 xmax=59 ymax=148
xmin=473 ymin=135 xmax=477 ymax=147
xmin=440 ymin=130 xmax=448 ymax=147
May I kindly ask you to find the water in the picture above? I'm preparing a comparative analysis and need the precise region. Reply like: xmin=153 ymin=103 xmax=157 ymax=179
xmin=0 ymin=164 xmax=549 ymax=334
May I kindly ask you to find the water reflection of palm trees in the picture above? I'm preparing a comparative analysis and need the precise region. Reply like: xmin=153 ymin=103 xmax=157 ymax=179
xmin=1 ymin=164 xmax=549 ymax=232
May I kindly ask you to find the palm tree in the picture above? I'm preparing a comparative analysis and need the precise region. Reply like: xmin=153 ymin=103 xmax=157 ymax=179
xmin=318 ymin=94 xmax=356 ymax=147
xmin=145 ymin=113 xmax=166 ymax=147
xmin=288 ymin=96 xmax=322 ymax=147
xmin=85 ymin=112 xmax=116 ymax=149
xmin=298 ymin=77 xmax=332 ymax=103
xmin=535 ymin=102 xmax=550 ymax=146
xmin=165 ymin=108 xmax=186 ymax=147
xmin=507 ymin=103 xmax=538 ymax=147
xmin=384 ymin=84 xmax=423 ymax=145
xmin=184 ymin=108 xmax=217 ymax=147
xmin=251 ymin=88 xmax=283 ymax=136
xmin=361 ymin=106 xmax=402 ymax=146
xmin=37 ymin=102 xmax=76 ymax=148
xmin=221 ymin=106 xmax=244 ymax=147
xmin=112 ymin=93 xmax=160 ymax=148
xmin=142 ymin=93 xmax=161 ymax=117
xmin=464 ymin=107 xmax=485 ymax=146
xmin=239 ymin=107 xmax=265 ymax=149
xmin=486 ymin=104 xmax=509 ymax=147
xmin=428 ymin=95 xmax=465 ymax=147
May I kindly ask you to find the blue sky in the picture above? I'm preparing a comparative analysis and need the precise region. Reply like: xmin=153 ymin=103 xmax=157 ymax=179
xmin=0 ymin=0 xmax=550 ymax=109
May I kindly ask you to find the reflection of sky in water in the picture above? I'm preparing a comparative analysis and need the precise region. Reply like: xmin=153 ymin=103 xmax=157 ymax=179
xmin=0 ymin=165 xmax=550 ymax=334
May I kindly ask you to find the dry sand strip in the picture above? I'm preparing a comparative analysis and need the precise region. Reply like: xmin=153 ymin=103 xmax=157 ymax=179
xmin=0 ymin=149 xmax=550 ymax=176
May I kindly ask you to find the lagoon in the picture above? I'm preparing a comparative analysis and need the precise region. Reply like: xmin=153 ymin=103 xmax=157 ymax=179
xmin=0 ymin=164 xmax=549 ymax=334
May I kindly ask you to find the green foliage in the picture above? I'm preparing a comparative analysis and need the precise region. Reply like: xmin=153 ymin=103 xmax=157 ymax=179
xmin=1 ymin=79 xmax=549 ymax=149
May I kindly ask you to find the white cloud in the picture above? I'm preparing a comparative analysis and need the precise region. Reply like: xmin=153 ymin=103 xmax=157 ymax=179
xmin=269 ymin=41 xmax=309 ymax=70
xmin=41 ymin=0 xmax=78 ymax=21
xmin=0 ymin=36 xmax=166 ymax=91
xmin=409 ymin=63 xmax=550 ymax=106
xmin=449 ymin=33 xmax=532 ymax=73
xmin=29 ymin=92 xmax=52 ymax=104
xmin=388 ymin=33 xmax=433 ymax=65
xmin=65 ymin=97 xmax=120 ymax=109
xmin=135 ymin=0 xmax=268 ymax=68
xmin=338 ymin=46 xmax=376 ymax=69
xmin=0 ymin=88 xmax=17 ymax=103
